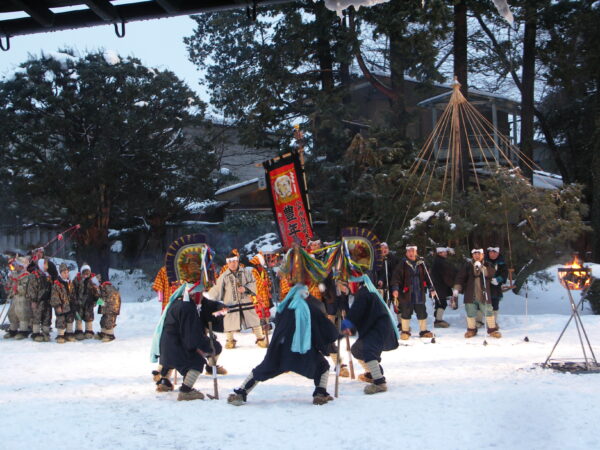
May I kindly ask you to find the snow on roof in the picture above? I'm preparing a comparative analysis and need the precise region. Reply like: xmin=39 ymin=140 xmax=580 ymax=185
xmin=103 ymin=50 xmax=120 ymax=66
xmin=243 ymin=233 xmax=282 ymax=255
xmin=353 ymin=70 xmax=519 ymax=106
xmin=184 ymin=199 xmax=220 ymax=214
xmin=215 ymin=177 xmax=260 ymax=196
xmin=533 ymin=170 xmax=563 ymax=190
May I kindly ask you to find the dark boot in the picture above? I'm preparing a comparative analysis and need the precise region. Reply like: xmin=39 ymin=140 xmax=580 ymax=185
xmin=156 ymin=377 xmax=174 ymax=392
xmin=3 ymin=330 xmax=18 ymax=339
xmin=312 ymin=387 xmax=334 ymax=405
xmin=227 ymin=388 xmax=247 ymax=406
xmin=419 ymin=330 xmax=433 ymax=338
xmin=83 ymin=331 xmax=95 ymax=339
xmin=74 ymin=330 xmax=85 ymax=341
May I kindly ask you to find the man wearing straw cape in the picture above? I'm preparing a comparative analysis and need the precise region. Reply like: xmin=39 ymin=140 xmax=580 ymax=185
xmin=227 ymin=246 xmax=338 ymax=406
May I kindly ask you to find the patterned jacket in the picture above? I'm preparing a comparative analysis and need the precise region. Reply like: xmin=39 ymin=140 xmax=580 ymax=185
xmin=73 ymin=273 xmax=99 ymax=306
xmin=50 ymin=278 xmax=75 ymax=314
xmin=98 ymin=282 xmax=121 ymax=315
xmin=25 ymin=270 xmax=52 ymax=304
xmin=251 ymin=266 xmax=272 ymax=319
xmin=14 ymin=271 xmax=32 ymax=301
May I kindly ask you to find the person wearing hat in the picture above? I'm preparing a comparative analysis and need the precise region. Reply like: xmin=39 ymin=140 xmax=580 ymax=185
xmin=390 ymin=245 xmax=436 ymax=340
xmin=339 ymin=273 xmax=399 ymax=395
xmin=3 ymin=256 xmax=33 ymax=340
xmin=453 ymin=248 xmax=501 ymax=338
xmin=208 ymin=249 xmax=267 ymax=349
xmin=50 ymin=263 xmax=76 ymax=343
xmin=485 ymin=246 xmax=508 ymax=327
xmin=73 ymin=263 xmax=101 ymax=339
xmin=430 ymin=247 xmax=458 ymax=328
xmin=227 ymin=283 xmax=339 ymax=406
xmin=26 ymin=258 xmax=54 ymax=342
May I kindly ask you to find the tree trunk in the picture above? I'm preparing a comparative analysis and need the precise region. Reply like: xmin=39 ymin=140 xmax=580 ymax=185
xmin=75 ymin=184 xmax=111 ymax=280
xmin=314 ymin=1 xmax=335 ymax=93
xmin=454 ymin=0 xmax=469 ymax=192
xmin=592 ymin=81 xmax=600 ymax=262
xmin=389 ymin=28 xmax=408 ymax=137
xmin=520 ymin=3 xmax=537 ymax=181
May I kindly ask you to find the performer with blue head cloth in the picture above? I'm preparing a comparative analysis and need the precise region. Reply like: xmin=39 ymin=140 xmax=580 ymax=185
xmin=227 ymin=246 xmax=339 ymax=406
xmin=339 ymin=269 xmax=399 ymax=395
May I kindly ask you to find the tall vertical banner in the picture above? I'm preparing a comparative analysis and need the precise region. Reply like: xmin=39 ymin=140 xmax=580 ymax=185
xmin=263 ymin=151 xmax=313 ymax=248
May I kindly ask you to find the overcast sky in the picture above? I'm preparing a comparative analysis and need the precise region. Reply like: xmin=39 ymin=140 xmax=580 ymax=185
xmin=0 ymin=14 xmax=208 ymax=99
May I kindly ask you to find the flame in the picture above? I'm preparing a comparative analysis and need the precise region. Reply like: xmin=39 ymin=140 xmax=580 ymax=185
xmin=558 ymin=256 xmax=592 ymax=290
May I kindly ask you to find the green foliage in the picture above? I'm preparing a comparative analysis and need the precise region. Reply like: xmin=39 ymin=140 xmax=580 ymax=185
xmin=0 ymin=50 xmax=220 ymax=277
xmin=584 ymin=279 xmax=600 ymax=315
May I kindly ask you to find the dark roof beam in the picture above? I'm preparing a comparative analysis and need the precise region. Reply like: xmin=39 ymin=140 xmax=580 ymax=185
xmin=154 ymin=0 xmax=181 ymax=14
xmin=83 ymin=0 xmax=120 ymax=21
xmin=10 ymin=0 xmax=55 ymax=27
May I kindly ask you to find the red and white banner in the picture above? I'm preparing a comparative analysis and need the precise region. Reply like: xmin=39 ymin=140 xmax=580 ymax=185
xmin=263 ymin=152 xmax=313 ymax=248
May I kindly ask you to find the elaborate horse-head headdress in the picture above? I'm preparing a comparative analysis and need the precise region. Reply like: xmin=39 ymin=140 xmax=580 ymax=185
xmin=165 ymin=234 xmax=211 ymax=285
xmin=340 ymin=227 xmax=384 ymax=272
xmin=279 ymin=244 xmax=329 ymax=286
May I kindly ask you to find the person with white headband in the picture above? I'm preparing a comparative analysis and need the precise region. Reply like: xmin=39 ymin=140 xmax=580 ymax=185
xmin=485 ymin=246 xmax=508 ymax=327
xmin=390 ymin=245 xmax=436 ymax=340
xmin=452 ymin=248 xmax=501 ymax=339
xmin=208 ymin=249 xmax=266 ymax=349
xmin=430 ymin=247 xmax=458 ymax=328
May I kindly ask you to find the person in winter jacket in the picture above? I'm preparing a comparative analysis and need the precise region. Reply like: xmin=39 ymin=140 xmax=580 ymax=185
xmin=27 ymin=258 xmax=54 ymax=342
xmin=73 ymin=264 xmax=100 ymax=339
xmin=486 ymin=246 xmax=508 ymax=327
xmin=207 ymin=250 xmax=266 ymax=349
xmin=95 ymin=280 xmax=121 ymax=342
xmin=430 ymin=247 xmax=458 ymax=328
xmin=453 ymin=248 xmax=501 ymax=339
xmin=50 ymin=263 xmax=76 ymax=343
xmin=391 ymin=245 xmax=436 ymax=340
xmin=3 ymin=257 xmax=32 ymax=340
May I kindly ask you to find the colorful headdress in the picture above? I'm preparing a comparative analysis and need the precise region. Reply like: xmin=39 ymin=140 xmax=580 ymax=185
xmin=165 ymin=234 xmax=210 ymax=284
xmin=340 ymin=227 xmax=384 ymax=271
xmin=279 ymin=244 xmax=329 ymax=285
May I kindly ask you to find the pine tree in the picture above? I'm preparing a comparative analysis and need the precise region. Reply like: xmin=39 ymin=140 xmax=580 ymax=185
xmin=0 ymin=50 xmax=218 ymax=279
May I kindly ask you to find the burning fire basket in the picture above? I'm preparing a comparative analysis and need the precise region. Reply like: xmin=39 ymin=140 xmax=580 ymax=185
xmin=542 ymin=257 xmax=599 ymax=373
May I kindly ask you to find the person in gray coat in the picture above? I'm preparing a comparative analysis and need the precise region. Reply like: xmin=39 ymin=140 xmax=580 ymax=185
xmin=208 ymin=250 xmax=267 ymax=349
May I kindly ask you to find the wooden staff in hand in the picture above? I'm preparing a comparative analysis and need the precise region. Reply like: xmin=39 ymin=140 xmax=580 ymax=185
xmin=342 ymin=310 xmax=355 ymax=379
xmin=207 ymin=322 xmax=219 ymax=400
xmin=334 ymin=309 xmax=342 ymax=398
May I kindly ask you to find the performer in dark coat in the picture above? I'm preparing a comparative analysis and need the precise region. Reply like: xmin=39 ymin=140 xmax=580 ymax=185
xmin=340 ymin=276 xmax=399 ymax=395
xmin=227 ymin=284 xmax=339 ymax=406
xmin=154 ymin=286 xmax=227 ymax=401
xmin=374 ymin=243 xmax=399 ymax=303
xmin=390 ymin=245 xmax=436 ymax=340
xmin=430 ymin=247 xmax=458 ymax=328
xmin=485 ymin=246 xmax=508 ymax=327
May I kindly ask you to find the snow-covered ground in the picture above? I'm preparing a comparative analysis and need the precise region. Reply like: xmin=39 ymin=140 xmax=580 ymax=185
xmin=2 ymin=264 xmax=600 ymax=449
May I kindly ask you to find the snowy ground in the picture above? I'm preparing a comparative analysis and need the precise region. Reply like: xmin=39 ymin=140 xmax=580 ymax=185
xmin=2 ymin=265 xmax=600 ymax=449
